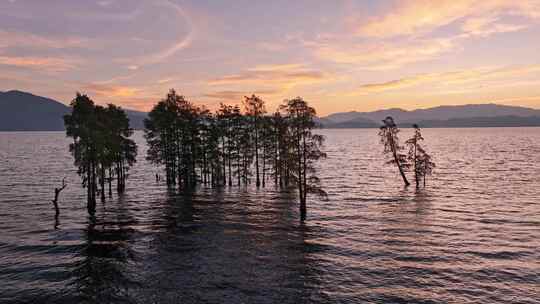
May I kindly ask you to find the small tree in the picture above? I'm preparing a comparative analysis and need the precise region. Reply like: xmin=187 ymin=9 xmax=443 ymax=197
xmin=406 ymin=124 xmax=435 ymax=188
xmin=405 ymin=124 xmax=423 ymax=188
xmin=65 ymin=93 xmax=136 ymax=214
xmin=281 ymin=97 xmax=327 ymax=221
xmin=379 ymin=116 xmax=410 ymax=186
xmin=64 ymin=93 xmax=99 ymax=213
xmin=243 ymin=94 xmax=266 ymax=187
xmin=418 ymin=150 xmax=435 ymax=187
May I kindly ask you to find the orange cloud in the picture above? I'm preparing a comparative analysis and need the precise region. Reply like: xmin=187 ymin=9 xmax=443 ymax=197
xmin=460 ymin=16 xmax=528 ymax=37
xmin=203 ymin=89 xmax=280 ymax=102
xmin=313 ymin=38 xmax=456 ymax=70
xmin=83 ymin=83 xmax=140 ymax=98
xmin=0 ymin=30 xmax=89 ymax=49
xmin=354 ymin=64 xmax=540 ymax=94
xmin=208 ymin=64 xmax=328 ymax=87
xmin=357 ymin=0 xmax=540 ymax=38
xmin=0 ymin=56 xmax=77 ymax=72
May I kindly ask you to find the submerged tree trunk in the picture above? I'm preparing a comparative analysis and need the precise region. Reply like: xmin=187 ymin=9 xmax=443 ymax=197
xmin=222 ymin=138 xmax=227 ymax=187
xmin=100 ymin=165 xmax=105 ymax=202
xmin=413 ymin=139 xmax=420 ymax=188
xmin=389 ymin=133 xmax=410 ymax=186
xmin=394 ymin=150 xmax=409 ymax=186
xmin=255 ymin=127 xmax=260 ymax=187
xmin=300 ymin=198 xmax=307 ymax=221
xmin=108 ymin=168 xmax=113 ymax=197
xmin=301 ymin=134 xmax=307 ymax=220
xmin=227 ymin=142 xmax=232 ymax=186
xmin=296 ymin=133 xmax=306 ymax=221
xmin=87 ymin=160 xmax=96 ymax=214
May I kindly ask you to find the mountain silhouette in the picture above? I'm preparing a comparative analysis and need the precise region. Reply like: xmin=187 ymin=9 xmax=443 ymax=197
xmin=321 ymin=104 xmax=540 ymax=128
xmin=0 ymin=90 xmax=146 ymax=131
xmin=1 ymin=90 xmax=540 ymax=130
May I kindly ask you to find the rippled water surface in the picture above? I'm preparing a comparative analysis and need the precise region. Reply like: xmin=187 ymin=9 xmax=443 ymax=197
xmin=1 ymin=128 xmax=539 ymax=304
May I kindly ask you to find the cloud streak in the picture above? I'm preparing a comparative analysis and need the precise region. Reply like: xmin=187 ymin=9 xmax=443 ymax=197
xmin=0 ymin=30 xmax=89 ymax=49
xmin=129 ymin=0 xmax=194 ymax=67
xmin=313 ymin=37 xmax=456 ymax=70
xmin=357 ymin=0 xmax=540 ymax=38
xmin=203 ymin=89 xmax=280 ymax=102
xmin=208 ymin=64 xmax=328 ymax=86
xmin=355 ymin=64 xmax=540 ymax=94
xmin=83 ymin=83 xmax=139 ymax=98
xmin=0 ymin=56 xmax=77 ymax=72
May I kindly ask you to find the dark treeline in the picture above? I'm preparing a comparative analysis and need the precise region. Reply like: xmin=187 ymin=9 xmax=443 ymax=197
xmin=64 ymin=93 xmax=137 ymax=214
xmin=61 ymin=90 xmax=436 ymax=220
xmin=144 ymin=89 xmax=326 ymax=220
xmin=379 ymin=116 xmax=435 ymax=188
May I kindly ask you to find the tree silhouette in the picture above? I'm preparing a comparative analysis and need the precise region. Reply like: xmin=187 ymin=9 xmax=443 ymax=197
xmin=243 ymin=95 xmax=266 ymax=187
xmin=144 ymin=89 xmax=327 ymax=220
xmin=280 ymin=97 xmax=327 ymax=221
xmin=64 ymin=93 xmax=99 ymax=213
xmin=379 ymin=116 xmax=410 ymax=186
xmin=64 ymin=93 xmax=137 ymax=214
xmin=406 ymin=124 xmax=436 ymax=188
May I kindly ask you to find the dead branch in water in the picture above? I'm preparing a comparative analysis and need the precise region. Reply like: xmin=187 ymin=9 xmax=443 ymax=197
xmin=52 ymin=178 xmax=67 ymax=215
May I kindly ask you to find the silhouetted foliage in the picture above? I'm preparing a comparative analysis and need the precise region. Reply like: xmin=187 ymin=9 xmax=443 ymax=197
xmin=406 ymin=124 xmax=435 ymax=188
xmin=243 ymin=94 xmax=266 ymax=187
xmin=144 ymin=89 xmax=327 ymax=220
xmin=64 ymin=93 xmax=137 ymax=214
xmin=280 ymin=97 xmax=327 ymax=220
xmin=379 ymin=116 xmax=411 ymax=186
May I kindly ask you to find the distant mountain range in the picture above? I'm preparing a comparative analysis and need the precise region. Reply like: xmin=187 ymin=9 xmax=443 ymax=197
xmin=1 ymin=90 xmax=540 ymax=131
xmin=0 ymin=90 xmax=146 ymax=131
xmin=318 ymin=104 xmax=540 ymax=128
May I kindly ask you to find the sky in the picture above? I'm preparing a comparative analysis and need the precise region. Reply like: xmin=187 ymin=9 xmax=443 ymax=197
xmin=1 ymin=0 xmax=540 ymax=115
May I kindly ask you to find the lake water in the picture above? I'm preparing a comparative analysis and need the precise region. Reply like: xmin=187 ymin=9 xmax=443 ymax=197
xmin=0 ymin=128 xmax=539 ymax=304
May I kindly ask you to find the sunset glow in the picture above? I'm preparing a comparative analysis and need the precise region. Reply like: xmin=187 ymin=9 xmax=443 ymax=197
xmin=1 ymin=0 xmax=540 ymax=115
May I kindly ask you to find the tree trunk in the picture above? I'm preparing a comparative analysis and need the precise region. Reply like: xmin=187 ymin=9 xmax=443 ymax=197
xmin=395 ymin=151 xmax=410 ymax=186
xmin=88 ymin=159 xmax=96 ymax=214
xmin=228 ymin=145 xmax=232 ymax=186
xmin=414 ymin=140 xmax=420 ymax=188
xmin=222 ymin=138 xmax=227 ymax=186
xmin=87 ymin=162 xmax=92 ymax=210
xmin=302 ymin=134 xmax=307 ymax=218
xmin=300 ymin=197 xmax=307 ymax=221
xmin=389 ymin=133 xmax=410 ymax=186
xmin=108 ymin=168 xmax=112 ymax=197
xmin=116 ymin=161 xmax=120 ymax=193
xmin=262 ymin=144 xmax=266 ymax=188
xmin=255 ymin=126 xmax=260 ymax=187
xmin=100 ymin=164 xmax=105 ymax=202
xmin=296 ymin=133 xmax=305 ymax=221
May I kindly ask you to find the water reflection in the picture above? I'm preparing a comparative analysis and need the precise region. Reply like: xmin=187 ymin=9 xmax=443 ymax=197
xmin=1 ymin=129 xmax=539 ymax=304
xmin=72 ymin=209 xmax=138 ymax=303
xmin=121 ymin=186 xmax=329 ymax=303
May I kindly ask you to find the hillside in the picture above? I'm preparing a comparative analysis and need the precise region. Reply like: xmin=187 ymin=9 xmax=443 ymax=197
xmin=321 ymin=104 xmax=540 ymax=128
xmin=0 ymin=90 xmax=146 ymax=131
xmin=2 ymin=90 xmax=540 ymax=130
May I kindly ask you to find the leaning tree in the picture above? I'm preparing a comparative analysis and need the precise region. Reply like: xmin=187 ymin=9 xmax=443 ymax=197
xmin=379 ymin=116 xmax=410 ymax=186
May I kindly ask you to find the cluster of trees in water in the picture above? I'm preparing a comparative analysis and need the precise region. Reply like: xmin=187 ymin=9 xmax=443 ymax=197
xmin=144 ymin=90 xmax=327 ymax=220
xmin=63 ymin=93 xmax=137 ymax=214
xmin=64 ymin=90 xmax=326 ymax=220
xmin=62 ymin=90 xmax=435 ymax=220
xmin=380 ymin=117 xmax=435 ymax=188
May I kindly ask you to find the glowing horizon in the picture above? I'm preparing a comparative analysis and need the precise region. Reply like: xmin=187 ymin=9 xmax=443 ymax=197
xmin=1 ymin=0 xmax=540 ymax=115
